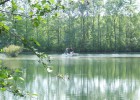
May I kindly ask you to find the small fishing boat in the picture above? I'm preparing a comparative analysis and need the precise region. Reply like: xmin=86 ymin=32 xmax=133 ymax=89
xmin=62 ymin=52 xmax=79 ymax=57
xmin=63 ymin=47 xmax=79 ymax=57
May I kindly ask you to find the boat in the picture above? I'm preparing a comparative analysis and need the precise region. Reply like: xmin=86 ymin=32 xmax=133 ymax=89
xmin=62 ymin=47 xmax=79 ymax=57
xmin=62 ymin=52 xmax=79 ymax=57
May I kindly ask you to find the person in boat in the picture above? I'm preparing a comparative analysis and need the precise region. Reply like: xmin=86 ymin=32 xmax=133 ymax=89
xmin=65 ymin=48 xmax=69 ymax=55
xmin=69 ymin=47 xmax=74 ymax=55
xmin=65 ymin=47 xmax=74 ymax=55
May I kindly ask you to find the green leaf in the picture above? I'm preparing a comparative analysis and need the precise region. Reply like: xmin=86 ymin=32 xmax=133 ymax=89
xmin=3 ymin=25 xmax=9 ymax=31
xmin=39 ymin=17 xmax=46 ymax=24
xmin=21 ymin=37 xmax=25 ymax=41
xmin=34 ymin=3 xmax=41 ymax=10
xmin=0 ymin=49 xmax=4 ymax=52
xmin=80 ymin=0 xmax=84 ymax=4
xmin=29 ymin=11 xmax=34 ymax=17
xmin=28 ymin=0 xmax=30 ymax=2
xmin=15 ymin=69 xmax=22 ymax=73
xmin=0 ymin=13 xmax=3 ymax=16
xmin=44 ymin=4 xmax=50 ymax=9
xmin=14 ymin=16 xmax=22 ymax=20
xmin=32 ymin=18 xmax=40 ymax=27
xmin=41 ymin=0 xmax=46 ymax=4
xmin=19 ymin=77 xmax=24 ymax=81
xmin=0 ymin=22 xmax=4 ymax=27
xmin=12 ymin=0 xmax=18 ymax=11
xmin=40 ymin=10 xmax=45 ymax=16
xmin=19 ymin=8 xmax=24 ymax=11
xmin=49 ymin=0 xmax=55 ymax=4
xmin=38 ymin=16 xmax=43 ymax=21
xmin=1 ymin=88 xmax=6 ymax=91
xmin=61 ymin=5 xmax=65 ymax=9
xmin=32 ymin=39 xmax=40 ymax=46
xmin=54 ymin=13 xmax=59 ymax=17
xmin=32 ymin=94 xmax=38 ymax=96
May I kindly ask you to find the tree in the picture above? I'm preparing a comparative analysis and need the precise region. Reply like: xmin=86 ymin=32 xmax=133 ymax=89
xmin=0 ymin=0 xmax=67 ymax=97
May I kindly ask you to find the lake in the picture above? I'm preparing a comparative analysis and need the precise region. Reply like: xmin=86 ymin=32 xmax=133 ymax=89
xmin=0 ymin=54 xmax=140 ymax=100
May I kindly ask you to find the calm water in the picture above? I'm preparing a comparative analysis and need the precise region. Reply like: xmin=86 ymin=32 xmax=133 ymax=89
xmin=0 ymin=54 xmax=140 ymax=100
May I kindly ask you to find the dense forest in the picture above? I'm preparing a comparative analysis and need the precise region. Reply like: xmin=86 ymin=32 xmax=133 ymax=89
xmin=1 ymin=0 xmax=140 ymax=98
xmin=1 ymin=0 xmax=140 ymax=53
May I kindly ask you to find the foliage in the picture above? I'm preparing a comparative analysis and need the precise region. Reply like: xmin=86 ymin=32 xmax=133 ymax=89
xmin=1 ymin=0 xmax=139 ymax=53
xmin=3 ymin=45 xmax=23 ymax=57
xmin=0 ymin=0 xmax=68 ymax=97
xmin=0 ymin=0 xmax=140 ymax=98
xmin=0 ymin=60 xmax=24 ymax=97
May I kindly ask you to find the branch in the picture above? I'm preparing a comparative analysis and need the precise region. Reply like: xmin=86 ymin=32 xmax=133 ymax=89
xmin=0 ymin=0 xmax=10 ymax=5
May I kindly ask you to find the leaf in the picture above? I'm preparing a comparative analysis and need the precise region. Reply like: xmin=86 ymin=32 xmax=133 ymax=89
xmin=49 ymin=0 xmax=55 ymax=4
xmin=28 ymin=0 xmax=30 ymax=3
xmin=40 ymin=11 xmax=45 ymax=16
xmin=15 ymin=69 xmax=22 ymax=73
xmin=3 ymin=25 xmax=9 ymax=31
xmin=14 ymin=16 xmax=22 ymax=20
xmin=54 ymin=13 xmax=59 ymax=17
xmin=61 ymin=5 xmax=65 ymax=9
xmin=29 ymin=12 xmax=33 ymax=16
xmin=19 ymin=77 xmax=24 ymax=81
xmin=21 ymin=37 xmax=25 ymax=41
xmin=44 ymin=4 xmax=50 ymax=9
xmin=32 ymin=94 xmax=38 ymax=96
xmin=1 ymin=88 xmax=6 ymax=91
xmin=34 ymin=3 xmax=41 ymax=10
xmin=32 ymin=18 xmax=40 ymax=27
xmin=0 ymin=49 xmax=4 ymax=52
xmin=0 ymin=14 xmax=5 ymax=21
xmin=31 ymin=38 xmax=40 ymax=46
xmin=8 ymin=76 xmax=13 ymax=80
xmin=80 ymin=0 xmax=85 ymax=4
xmin=0 ymin=13 xmax=3 ymax=16
xmin=41 ymin=18 xmax=47 ymax=24
xmin=41 ymin=0 xmax=46 ymax=4
xmin=19 ymin=8 xmax=24 ymax=11
xmin=12 ymin=0 xmax=18 ymax=11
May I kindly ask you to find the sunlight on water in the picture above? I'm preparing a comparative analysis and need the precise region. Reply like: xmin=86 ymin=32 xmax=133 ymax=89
xmin=0 ymin=53 xmax=39 ymax=60
xmin=56 ymin=54 xmax=140 ymax=59
xmin=0 ymin=54 xmax=140 ymax=100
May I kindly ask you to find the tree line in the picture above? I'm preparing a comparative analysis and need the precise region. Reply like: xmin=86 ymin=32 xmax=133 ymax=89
xmin=1 ymin=0 xmax=140 ymax=53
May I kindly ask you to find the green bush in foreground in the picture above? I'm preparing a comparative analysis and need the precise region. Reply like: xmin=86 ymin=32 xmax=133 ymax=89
xmin=0 ymin=60 xmax=25 ymax=97
xmin=3 ymin=45 xmax=23 ymax=57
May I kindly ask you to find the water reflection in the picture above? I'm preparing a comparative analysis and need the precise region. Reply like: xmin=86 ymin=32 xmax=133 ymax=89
xmin=0 ymin=54 xmax=140 ymax=100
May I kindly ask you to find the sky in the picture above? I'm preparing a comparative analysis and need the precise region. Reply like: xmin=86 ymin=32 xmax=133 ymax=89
xmin=136 ymin=0 xmax=140 ymax=4
xmin=136 ymin=0 xmax=140 ymax=11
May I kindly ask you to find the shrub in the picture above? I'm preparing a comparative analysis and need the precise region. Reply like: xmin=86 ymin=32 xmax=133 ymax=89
xmin=3 ymin=45 xmax=23 ymax=57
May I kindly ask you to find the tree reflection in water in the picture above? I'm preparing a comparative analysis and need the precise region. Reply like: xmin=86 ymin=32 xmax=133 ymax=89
xmin=0 ymin=55 xmax=140 ymax=100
